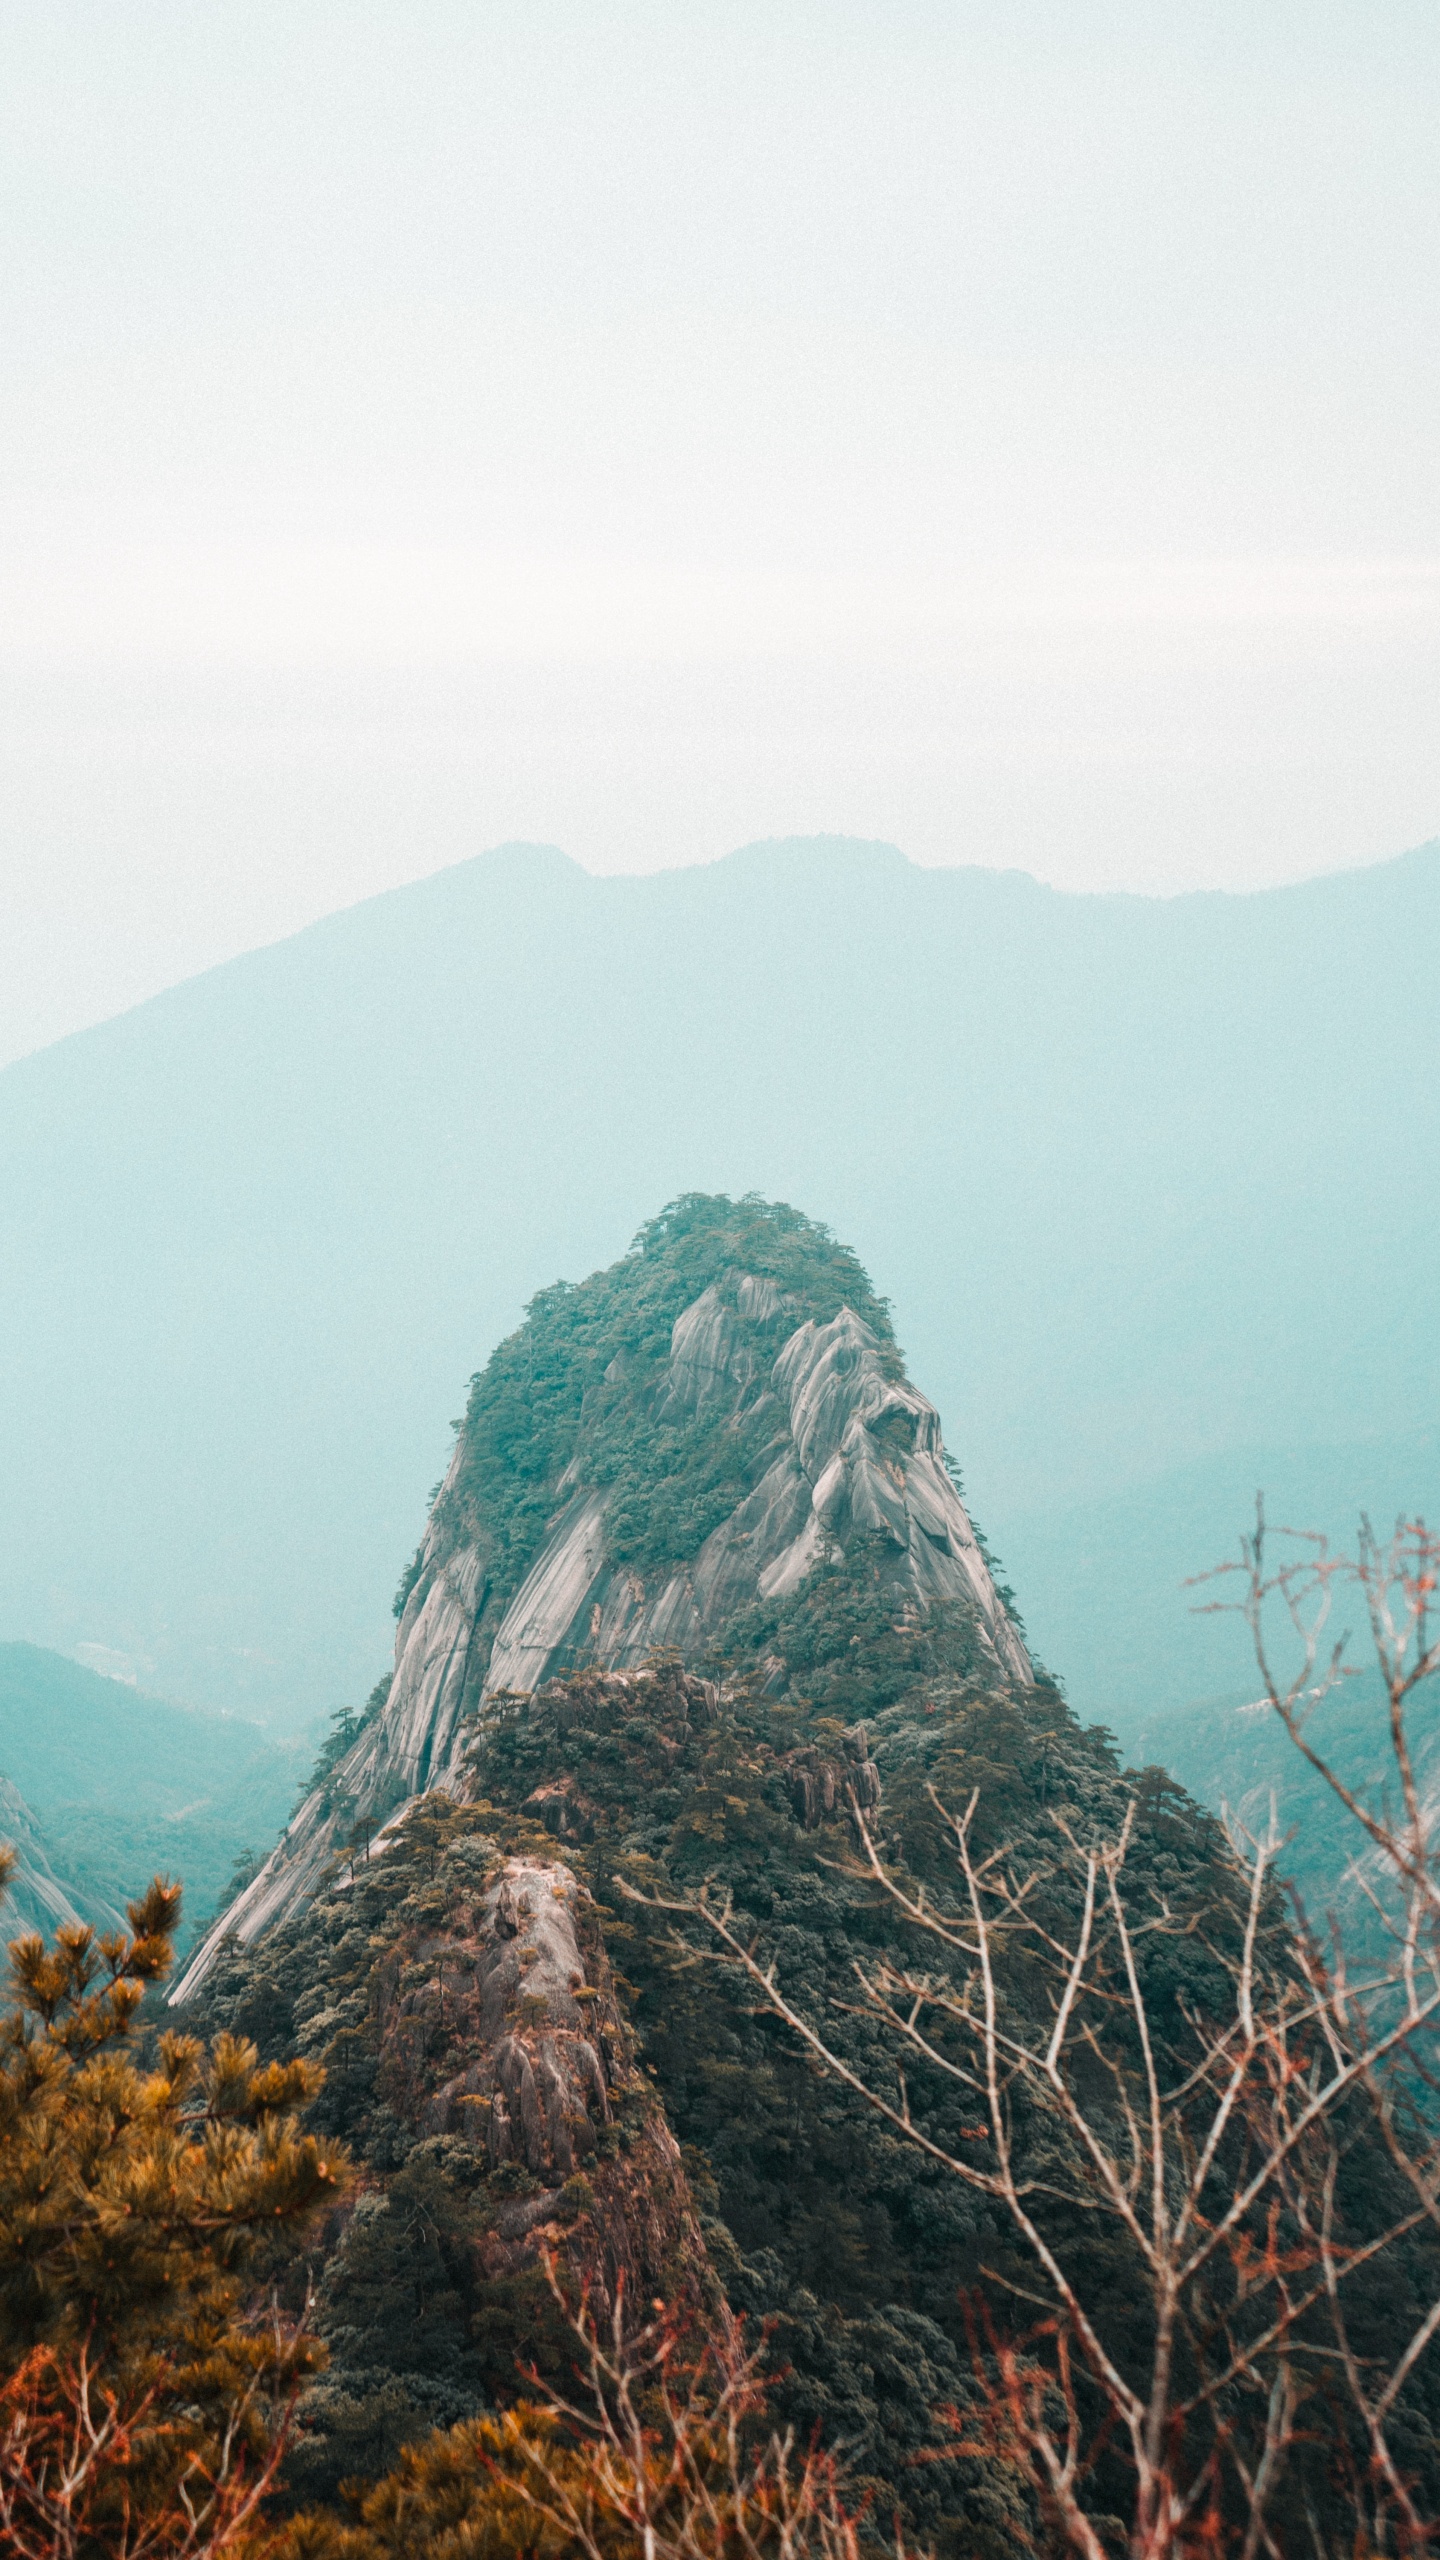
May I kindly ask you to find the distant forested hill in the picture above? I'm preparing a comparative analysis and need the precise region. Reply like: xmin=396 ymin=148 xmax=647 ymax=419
xmin=0 ymin=835 xmax=1436 ymax=1729
xmin=1128 ymin=1663 xmax=1440 ymax=1949
xmin=1001 ymin=1430 xmax=1440 ymax=1758
xmin=0 ymin=1644 xmax=308 ymax=1944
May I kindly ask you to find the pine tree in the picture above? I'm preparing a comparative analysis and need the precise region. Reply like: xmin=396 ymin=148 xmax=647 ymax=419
xmin=274 ymin=2275 xmax=877 ymax=2560
xmin=0 ymin=1849 xmax=347 ymax=2553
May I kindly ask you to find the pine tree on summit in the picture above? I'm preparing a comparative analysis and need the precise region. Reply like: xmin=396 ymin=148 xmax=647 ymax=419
xmin=0 ymin=1852 xmax=347 ymax=2554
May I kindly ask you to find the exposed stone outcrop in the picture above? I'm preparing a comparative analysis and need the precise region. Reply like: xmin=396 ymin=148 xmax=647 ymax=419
xmin=785 ymin=1724 xmax=883 ymax=1830
xmin=175 ymin=1267 xmax=1029 ymax=2002
xmin=414 ymin=1858 xmax=616 ymax=2169
xmin=0 ymin=1776 xmax=125 ymax=1938
xmin=371 ymin=1848 xmax=705 ymax=2308
xmin=484 ymin=1297 xmax=1027 ymax=1688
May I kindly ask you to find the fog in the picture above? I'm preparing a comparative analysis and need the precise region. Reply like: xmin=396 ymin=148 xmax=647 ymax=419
xmin=3 ymin=1 xmax=1439 ymax=1063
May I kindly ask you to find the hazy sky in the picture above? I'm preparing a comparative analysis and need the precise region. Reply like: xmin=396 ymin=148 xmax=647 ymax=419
xmin=3 ymin=2 xmax=1439 ymax=1064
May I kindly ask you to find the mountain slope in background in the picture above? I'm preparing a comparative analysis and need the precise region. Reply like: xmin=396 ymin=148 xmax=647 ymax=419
xmin=1 ymin=834 xmax=1436 ymax=1735
xmin=0 ymin=1773 xmax=124 ymax=1939
xmin=1130 ymin=1664 xmax=1440 ymax=1928
xmin=1002 ymin=1427 xmax=1440 ymax=1737
xmin=0 ymin=1644 xmax=309 ymax=1944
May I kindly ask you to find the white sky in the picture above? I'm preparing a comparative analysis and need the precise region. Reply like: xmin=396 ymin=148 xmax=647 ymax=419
xmin=3 ymin=1 xmax=1439 ymax=1065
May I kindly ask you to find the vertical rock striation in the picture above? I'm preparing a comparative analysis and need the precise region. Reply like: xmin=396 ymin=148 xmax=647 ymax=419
xmin=174 ymin=1202 xmax=1030 ymax=2001
xmin=370 ymin=1848 xmax=704 ymax=2308
xmin=0 ymin=1776 xmax=125 ymax=1939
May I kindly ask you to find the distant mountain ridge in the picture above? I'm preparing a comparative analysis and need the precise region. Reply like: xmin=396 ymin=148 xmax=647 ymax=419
xmin=1 ymin=832 xmax=1436 ymax=1731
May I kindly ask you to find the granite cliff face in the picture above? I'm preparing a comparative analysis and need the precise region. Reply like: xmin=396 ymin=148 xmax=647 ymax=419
xmin=173 ymin=1201 xmax=1153 ymax=2533
xmin=176 ymin=1202 xmax=1029 ymax=2001
xmin=111 ymin=1197 xmax=1440 ymax=2544
xmin=0 ymin=1776 xmax=124 ymax=1939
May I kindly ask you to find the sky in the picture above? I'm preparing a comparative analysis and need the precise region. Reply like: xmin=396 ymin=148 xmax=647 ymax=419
xmin=2 ymin=1 xmax=1438 ymax=1066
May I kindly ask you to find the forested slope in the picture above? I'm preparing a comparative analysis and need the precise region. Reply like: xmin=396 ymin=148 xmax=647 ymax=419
xmin=0 ymin=1644 xmax=307 ymax=1943
xmin=187 ymin=1200 xmax=1440 ymax=2544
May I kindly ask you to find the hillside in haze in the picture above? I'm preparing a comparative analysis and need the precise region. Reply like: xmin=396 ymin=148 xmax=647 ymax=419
xmin=0 ymin=1644 xmax=308 ymax=1944
xmin=1 ymin=835 xmax=1436 ymax=1740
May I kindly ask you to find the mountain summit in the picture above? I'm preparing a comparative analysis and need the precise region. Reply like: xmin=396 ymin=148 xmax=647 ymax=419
xmin=5 ymin=834 xmax=1436 ymax=1735
xmin=176 ymin=1196 xmax=1029 ymax=1998
xmin=178 ymin=1198 xmax=1440 ymax=2538
xmin=177 ymin=1197 xmax=1079 ymax=2521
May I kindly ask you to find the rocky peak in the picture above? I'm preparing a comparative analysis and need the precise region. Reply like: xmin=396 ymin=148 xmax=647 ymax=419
xmin=174 ymin=1199 xmax=1029 ymax=2001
